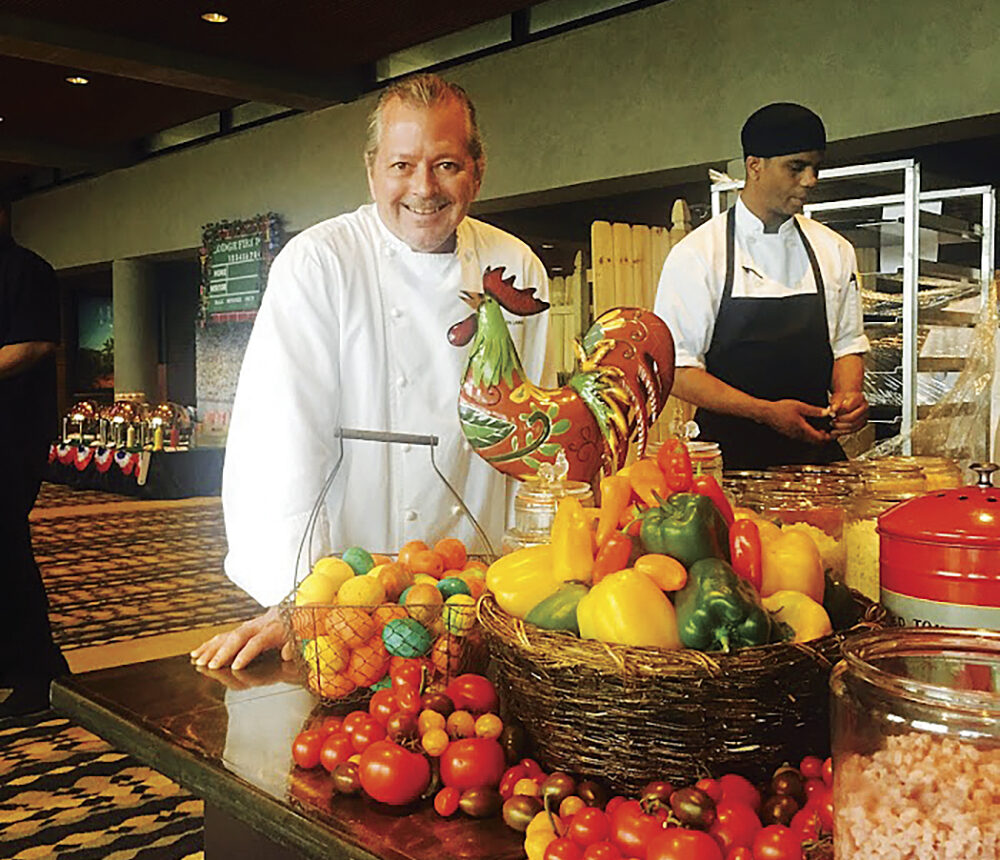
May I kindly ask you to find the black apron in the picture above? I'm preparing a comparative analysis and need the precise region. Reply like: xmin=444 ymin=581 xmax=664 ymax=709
xmin=695 ymin=207 xmax=845 ymax=471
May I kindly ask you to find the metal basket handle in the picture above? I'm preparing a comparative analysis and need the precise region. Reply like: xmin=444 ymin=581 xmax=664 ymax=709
xmin=292 ymin=427 xmax=497 ymax=590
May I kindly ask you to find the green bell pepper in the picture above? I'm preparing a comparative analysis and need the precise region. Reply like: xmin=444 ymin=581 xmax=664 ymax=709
xmin=675 ymin=558 xmax=775 ymax=652
xmin=639 ymin=492 xmax=730 ymax=569
xmin=525 ymin=583 xmax=589 ymax=635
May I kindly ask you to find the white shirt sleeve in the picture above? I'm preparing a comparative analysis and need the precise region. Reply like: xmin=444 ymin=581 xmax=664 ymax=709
xmin=653 ymin=241 xmax=719 ymax=369
xmin=829 ymin=241 xmax=870 ymax=359
xmin=222 ymin=236 xmax=343 ymax=607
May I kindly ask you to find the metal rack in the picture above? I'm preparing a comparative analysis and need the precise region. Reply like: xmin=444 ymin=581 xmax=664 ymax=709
xmin=711 ymin=160 xmax=996 ymax=453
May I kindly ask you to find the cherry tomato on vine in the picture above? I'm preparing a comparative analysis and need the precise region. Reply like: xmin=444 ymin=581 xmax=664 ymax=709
xmin=445 ymin=674 xmax=499 ymax=714
xmin=725 ymin=848 xmax=753 ymax=860
xmin=317 ymin=715 xmax=343 ymax=736
xmin=821 ymin=758 xmax=833 ymax=787
xmin=291 ymin=730 xmax=324 ymax=769
xmin=350 ymin=716 xmax=387 ymax=753
xmin=390 ymin=660 xmax=427 ymax=694
xmin=717 ymin=774 xmax=761 ymax=812
xmin=695 ymin=777 xmax=723 ymax=802
xmin=608 ymin=799 xmax=668 ymax=858
xmin=368 ymin=690 xmax=398 ymax=726
xmin=434 ymin=786 xmax=460 ymax=817
xmin=341 ymin=710 xmax=370 ymax=737
xmin=545 ymin=837 xmax=584 ymax=860
xmin=319 ymin=732 xmax=355 ymax=773
xmin=709 ymin=801 xmax=762 ymax=852
xmin=789 ymin=806 xmax=821 ymax=842
xmin=647 ymin=828 xmax=723 ymax=860
xmin=582 ymin=843 xmax=623 ymax=860
xmin=798 ymin=756 xmax=823 ymax=780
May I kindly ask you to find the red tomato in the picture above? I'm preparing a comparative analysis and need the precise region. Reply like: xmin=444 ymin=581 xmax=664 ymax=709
xmin=725 ymin=849 xmax=753 ymax=860
xmin=789 ymin=806 xmax=821 ymax=842
xmin=499 ymin=764 xmax=530 ymax=799
xmin=603 ymin=796 xmax=628 ymax=818
xmin=445 ymin=674 xmax=499 ymax=714
xmin=798 ymin=756 xmax=823 ymax=780
xmin=291 ymin=730 xmax=324 ymax=769
xmin=358 ymin=740 xmax=431 ymax=805
xmin=806 ymin=785 xmax=834 ymax=834
xmin=520 ymin=758 xmax=545 ymax=778
xmin=582 ymin=843 xmax=624 ymax=860
xmin=802 ymin=778 xmax=825 ymax=805
xmin=709 ymin=802 xmax=762 ymax=852
xmin=439 ymin=738 xmax=506 ymax=790
xmin=545 ymin=838 xmax=585 ymax=860
xmin=568 ymin=808 xmax=611 ymax=847
xmin=319 ymin=732 xmax=355 ymax=773
xmin=341 ymin=710 xmax=370 ymax=736
xmin=390 ymin=660 xmax=427 ymax=694
xmin=717 ymin=774 xmax=761 ymax=812
xmin=368 ymin=690 xmax=398 ymax=726
xmin=821 ymin=758 xmax=833 ymax=787
xmin=647 ymin=828 xmax=723 ymax=860
xmin=609 ymin=798 xmax=668 ymax=858
xmin=751 ymin=825 xmax=802 ymax=860
xmin=395 ymin=685 xmax=422 ymax=714
xmin=350 ymin=716 xmax=387 ymax=753
xmin=695 ymin=778 xmax=723 ymax=802
xmin=434 ymin=786 xmax=460 ymax=817
xmin=317 ymin=715 xmax=343 ymax=736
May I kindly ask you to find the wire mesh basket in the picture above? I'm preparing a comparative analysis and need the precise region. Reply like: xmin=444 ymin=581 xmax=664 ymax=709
xmin=279 ymin=428 xmax=495 ymax=707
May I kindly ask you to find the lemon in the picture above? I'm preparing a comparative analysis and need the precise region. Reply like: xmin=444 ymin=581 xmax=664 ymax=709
xmin=302 ymin=635 xmax=349 ymax=674
xmin=443 ymin=594 xmax=477 ymax=636
xmin=295 ymin=571 xmax=339 ymax=606
xmin=311 ymin=557 xmax=356 ymax=591
xmin=337 ymin=574 xmax=386 ymax=608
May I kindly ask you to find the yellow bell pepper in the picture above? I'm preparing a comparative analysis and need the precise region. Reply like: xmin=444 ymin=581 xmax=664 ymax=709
xmin=524 ymin=810 xmax=562 ymax=860
xmin=486 ymin=545 xmax=559 ymax=619
xmin=760 ymin=529 xmax=824 ymax=603
xmin=576 ymin=568 xmax=681 ymax=649
xmin=762 ymin=590 xmax=833 ymax=642
xmin=551 ymin=497 xmax=595 ymax=584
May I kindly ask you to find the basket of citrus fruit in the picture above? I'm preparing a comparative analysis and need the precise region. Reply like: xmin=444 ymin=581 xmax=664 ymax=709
xmin=282 ymin=536 xmax=490 ymax=706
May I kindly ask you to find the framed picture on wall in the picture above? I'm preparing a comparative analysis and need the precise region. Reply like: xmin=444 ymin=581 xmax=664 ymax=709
xmin=76 ymin=293 xmax=114 ymax=392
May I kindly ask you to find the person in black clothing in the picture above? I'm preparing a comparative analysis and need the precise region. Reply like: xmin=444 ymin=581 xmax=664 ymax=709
xmin=0 ymin=199 xmax=69 ymax=717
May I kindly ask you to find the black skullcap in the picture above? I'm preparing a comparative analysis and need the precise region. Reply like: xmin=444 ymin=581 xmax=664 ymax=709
xmin=741 ymin=103 xmax=826 ymax=159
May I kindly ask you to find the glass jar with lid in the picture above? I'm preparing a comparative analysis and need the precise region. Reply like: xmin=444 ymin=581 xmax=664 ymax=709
xmin=501 ymin=452 xmax=593 ymax=554
xmin=831 ymin=628 xmax=1000 ymax=859
xmin=844 ymin=489 xmax=914 ymax=601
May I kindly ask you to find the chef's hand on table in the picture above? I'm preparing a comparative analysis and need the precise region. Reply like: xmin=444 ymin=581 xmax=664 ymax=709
xmin=760 ymin=398 xmax=833 ymax=446
xmin=829 ymin=390 xmax=869 ymax=437
xmin=191 ymin=606 xmax=294 ymax=670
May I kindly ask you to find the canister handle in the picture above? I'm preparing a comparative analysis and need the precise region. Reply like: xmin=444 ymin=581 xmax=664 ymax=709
xmin=969 ymin=462 xmax=999 ymax=487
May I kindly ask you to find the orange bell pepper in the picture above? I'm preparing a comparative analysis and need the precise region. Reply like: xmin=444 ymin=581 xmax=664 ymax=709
xmin=550 ymin=496 xmax=595 ymax=584
xmin=629 ymin=459 xmax=668 ymax=508
xmin=596 ymin=474 xmax=633 ymax=547
xmin=592 ymin=531 xmax=633 ymax=585
xmin=634 ymin=553 xmax=688 ymax=592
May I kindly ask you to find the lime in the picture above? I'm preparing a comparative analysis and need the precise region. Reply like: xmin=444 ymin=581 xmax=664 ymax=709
xmin=342 ymin=546 xmax=375 ymax=576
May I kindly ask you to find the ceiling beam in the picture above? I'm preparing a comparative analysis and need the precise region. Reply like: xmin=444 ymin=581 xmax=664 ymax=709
xmin=0 ymin=134 xmax=133 ymax=170
xmin=0 ymin=13 xmax=361 ymax=110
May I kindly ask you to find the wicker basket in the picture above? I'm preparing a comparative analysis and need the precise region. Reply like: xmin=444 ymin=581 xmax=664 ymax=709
xmin=479 ymin=592 xmax=885 ymax=794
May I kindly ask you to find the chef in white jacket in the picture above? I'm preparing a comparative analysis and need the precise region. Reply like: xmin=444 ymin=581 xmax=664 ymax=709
xmin=193 ymin=73 xmax=549 ymax=670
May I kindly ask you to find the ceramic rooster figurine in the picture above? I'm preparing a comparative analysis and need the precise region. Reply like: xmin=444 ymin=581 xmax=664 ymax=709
xmin=448 ymin=266 xmax=675 ymax=483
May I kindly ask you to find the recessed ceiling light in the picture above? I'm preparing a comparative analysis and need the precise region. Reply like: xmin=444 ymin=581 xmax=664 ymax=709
xmin=201 ymin=11 xmax=228 ymax=23
xmin=66 ymin=75 xmax=89 ymax=85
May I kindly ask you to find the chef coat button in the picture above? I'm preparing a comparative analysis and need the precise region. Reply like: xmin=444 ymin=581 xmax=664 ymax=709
xmin=405 ymin=509 xmax=418 ymax=521
xmin=390 ymin=307 xmax=402 ymax=319
xmin=397 ymin=377 xmax=407 ymax=388
xmin=403 ymin=444 xmax=412 ymax=453
xmin=451 ymin=504 xmax=462 ymax=516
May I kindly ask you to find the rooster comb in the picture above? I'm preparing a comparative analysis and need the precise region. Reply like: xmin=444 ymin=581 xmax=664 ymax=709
xmin=481 ymin=266 xmax=550 ymax=317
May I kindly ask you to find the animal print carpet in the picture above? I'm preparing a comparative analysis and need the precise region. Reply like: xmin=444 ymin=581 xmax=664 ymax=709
xmin=0 ymin=712 xmax=203 ymax=859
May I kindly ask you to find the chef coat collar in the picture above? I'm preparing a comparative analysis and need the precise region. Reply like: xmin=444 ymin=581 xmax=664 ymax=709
xmin=371 ymin=203 xmax=468 ymax=258
xmin=735 ymin=195 xmax=798 ymax=240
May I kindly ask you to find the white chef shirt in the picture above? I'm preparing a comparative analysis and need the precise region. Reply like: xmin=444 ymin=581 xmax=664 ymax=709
xmin=222 ymin=204 xmax=550 ymax=606
xmin=654 ymin=196 xmax=869 ymax=369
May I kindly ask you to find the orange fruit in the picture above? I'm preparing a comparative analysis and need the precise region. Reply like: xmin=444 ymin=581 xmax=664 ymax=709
xmin=370 ymin=562 xmax=413 ymax=602
xmin=430 ymin=634 xmax=462 ymax=677
xmin=324 ymin=607 xmax=376 ymax=648
xmin=458 ymin=572 xmax=487 ymax=600
xmin=404 ymin=583 xmax=444 ymax=626
xmin=370 ymin=553 xmax=393 ymax=566
xmin=409 ymin=550 xmax=445 ymax=579
xmin=308 ymin=669 xmax=357 ymax=700
xmin=372 ymin=603 xmax=409 ymax=629
xmin=462 ymin=560 xmax=488 ymax=574
xmin=398 ymin=540 xmax=430 ymax=571
xmin=290 ymin=605 xmax=329 ymax=640
xmin=434 ymin=538 xmax=468 ymax=572
xmin=346 ymin=636 xmax=390 ymax=687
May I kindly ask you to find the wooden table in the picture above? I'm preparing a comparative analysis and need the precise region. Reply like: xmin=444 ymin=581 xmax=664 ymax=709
xmin=51 ymin=654 xmax=524 ymax=860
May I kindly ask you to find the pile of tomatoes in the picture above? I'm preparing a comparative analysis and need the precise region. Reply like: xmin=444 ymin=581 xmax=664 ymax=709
xmin=507 ymin=757 xmax=834 ymax=860
xmin=292 ymin=666 xmax=522 ymax=812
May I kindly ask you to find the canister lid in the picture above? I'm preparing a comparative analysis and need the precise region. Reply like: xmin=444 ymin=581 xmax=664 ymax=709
xmin=878 ymin=462 xmax=1000 ymax=548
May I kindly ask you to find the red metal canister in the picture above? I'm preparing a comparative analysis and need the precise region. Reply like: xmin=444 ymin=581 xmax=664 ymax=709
xmin=878 ymin=462 xmax=1000 ymax=630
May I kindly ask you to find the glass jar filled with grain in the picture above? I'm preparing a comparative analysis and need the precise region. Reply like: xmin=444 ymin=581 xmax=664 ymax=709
xmin=831 ymin=628 xmax=1000 ymax=860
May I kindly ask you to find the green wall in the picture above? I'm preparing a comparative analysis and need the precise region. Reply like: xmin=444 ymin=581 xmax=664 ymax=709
xmin=13 ymin=0 xmax=1000 ymax=269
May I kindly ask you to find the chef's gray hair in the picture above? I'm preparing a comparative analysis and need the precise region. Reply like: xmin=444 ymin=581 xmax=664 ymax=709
xmin=364 ymin=73 xmax=484 ymax=179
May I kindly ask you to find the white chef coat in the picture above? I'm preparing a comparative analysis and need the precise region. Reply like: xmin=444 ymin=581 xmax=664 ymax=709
xmin=222 ymin=204 xmax=550 ymax=606
xmin=654 ymin=197 xmax=869 ymax=369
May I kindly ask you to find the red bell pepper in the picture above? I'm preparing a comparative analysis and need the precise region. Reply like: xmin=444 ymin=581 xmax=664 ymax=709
xmin=691 ymin=474 xmax=734 ymax=525
xmin=729 ymin=518 xmax=763 ymax=592
xmin=656 ymin=438 xmax=693 ymax=493
xmin=592 ymin=531 xmax=634 ymax=585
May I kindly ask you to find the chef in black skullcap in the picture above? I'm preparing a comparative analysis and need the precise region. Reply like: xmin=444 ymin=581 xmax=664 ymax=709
xmin=654 ymin=103 xmax=869 ymax=470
